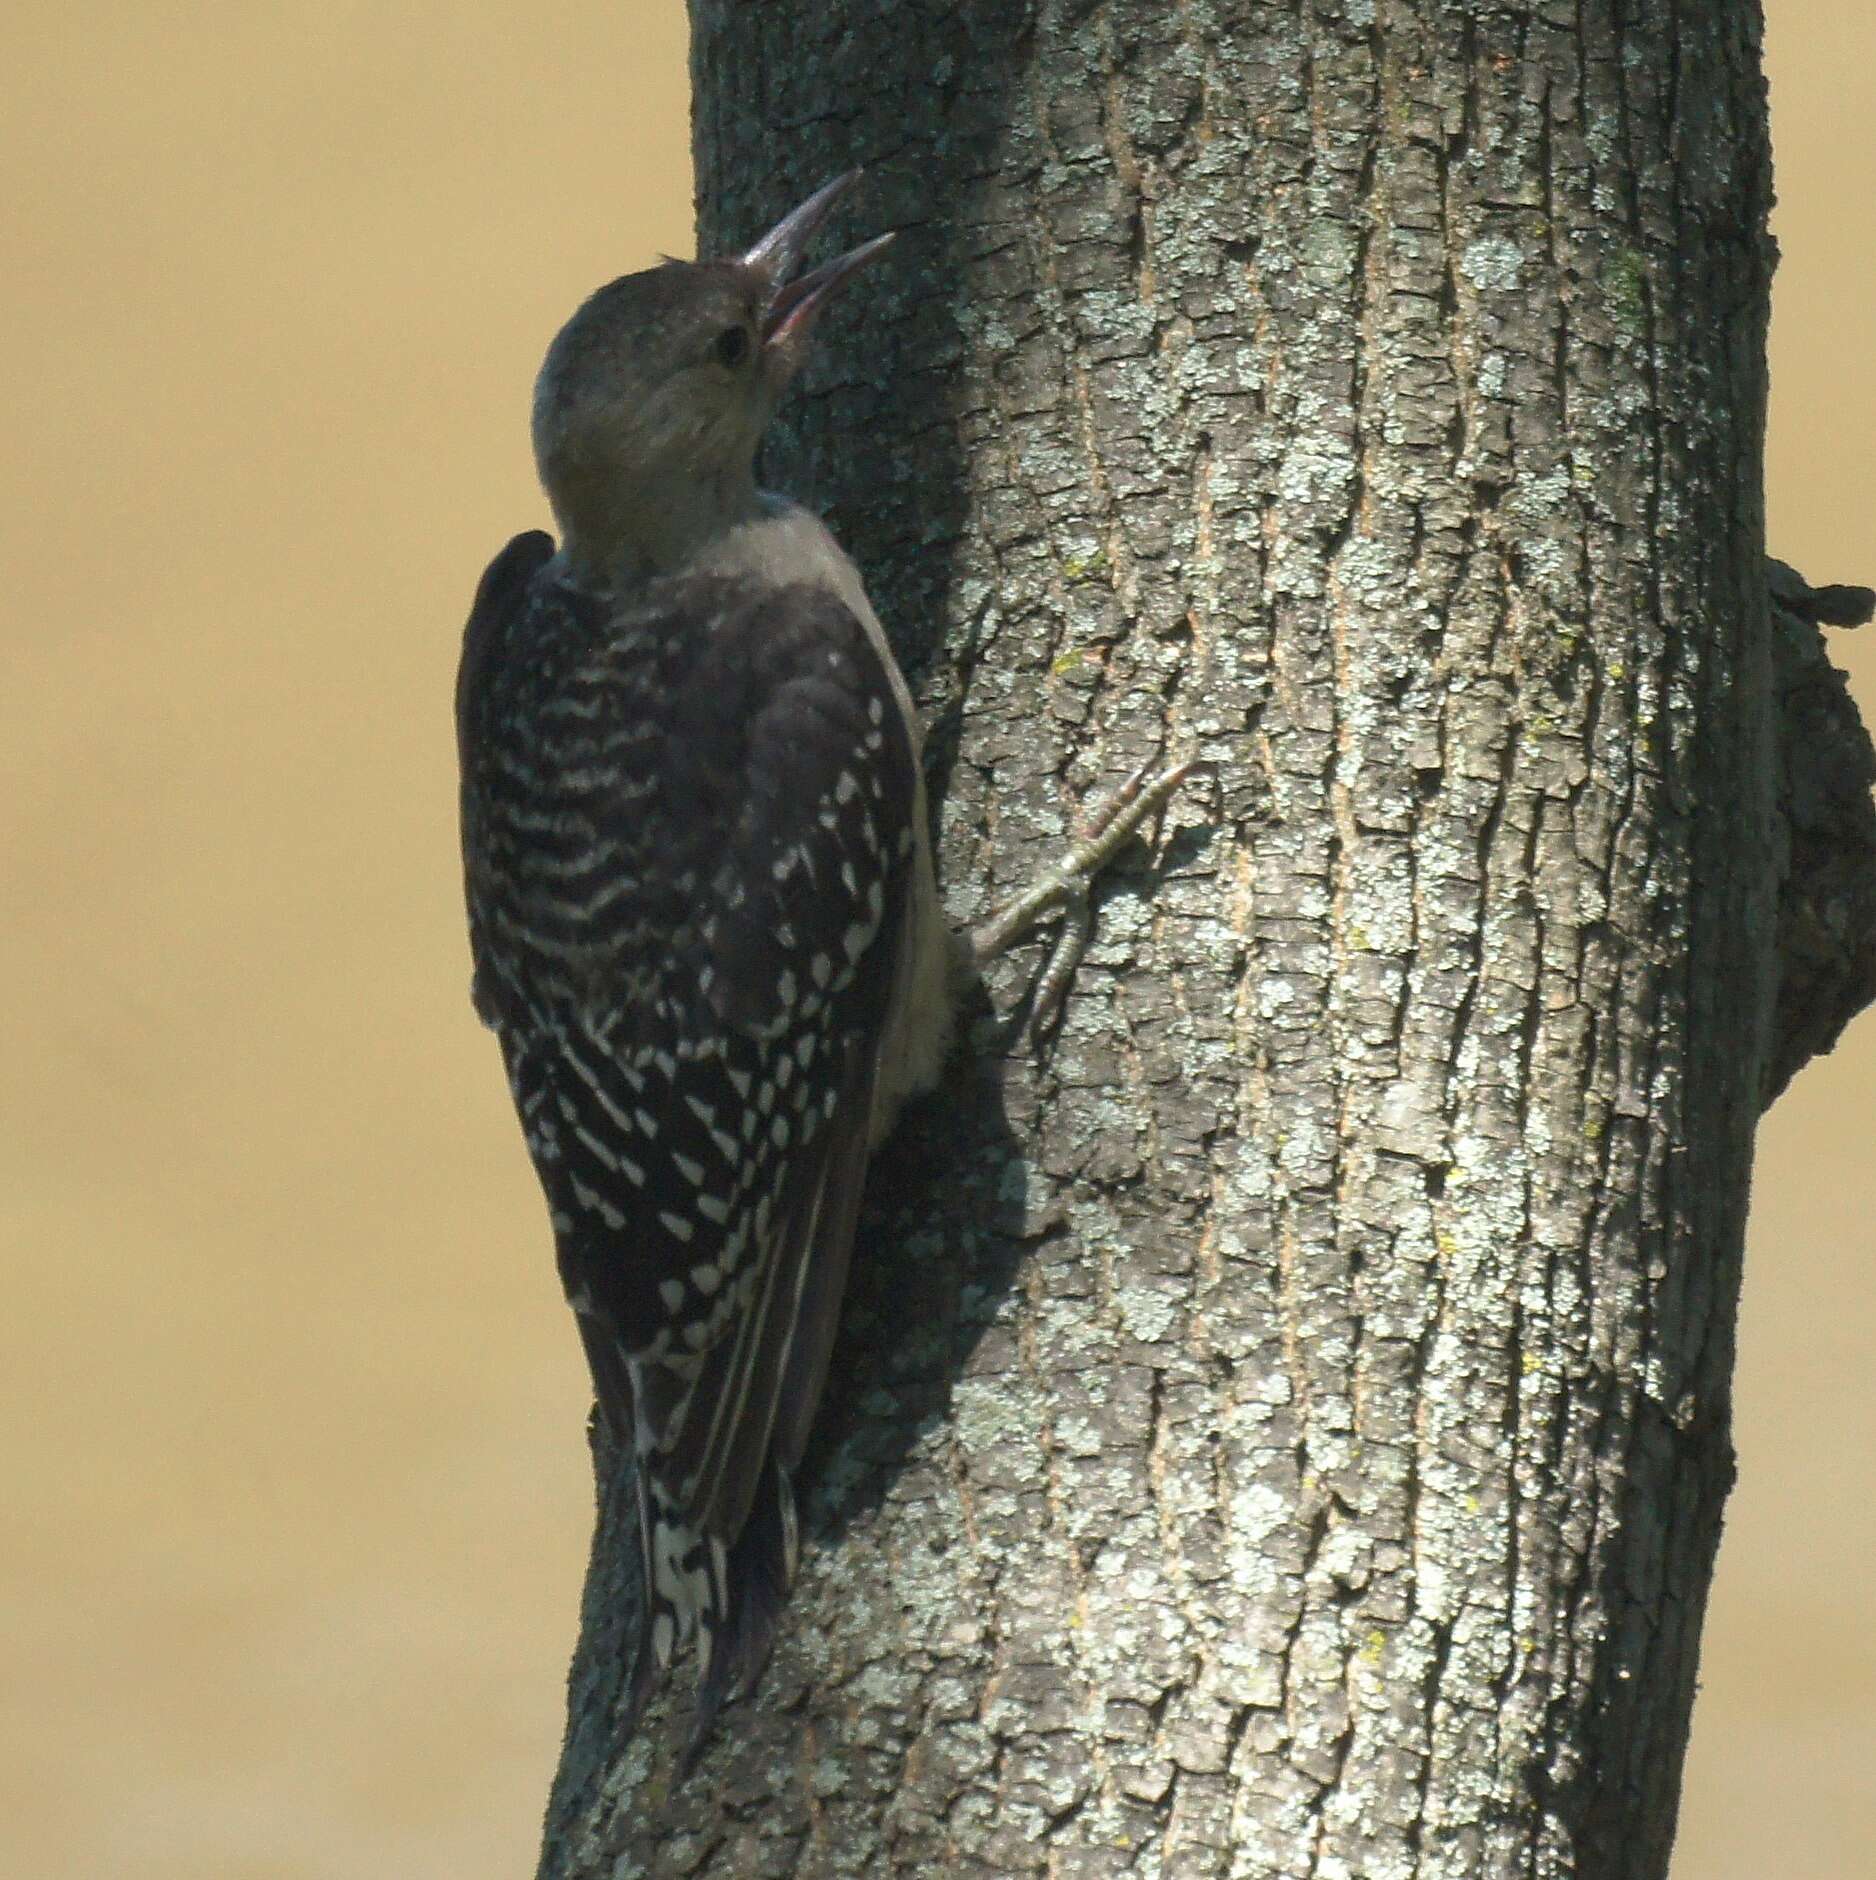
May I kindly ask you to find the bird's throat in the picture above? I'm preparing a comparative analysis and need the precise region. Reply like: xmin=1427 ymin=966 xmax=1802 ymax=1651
xmin=558 ymin=462 xmax=765 ymax=591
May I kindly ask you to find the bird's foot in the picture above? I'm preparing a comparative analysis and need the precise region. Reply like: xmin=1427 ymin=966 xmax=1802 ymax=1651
xmin=968 ymin=759 xmax=1191 ymax=1033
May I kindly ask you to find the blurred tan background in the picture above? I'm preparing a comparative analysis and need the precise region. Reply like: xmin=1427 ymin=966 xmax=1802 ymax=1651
xmin=0 ymin=5 xmax=1868 ymax=1875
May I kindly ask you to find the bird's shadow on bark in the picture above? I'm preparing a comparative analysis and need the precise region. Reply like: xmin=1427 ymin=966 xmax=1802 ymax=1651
xmin=801 ymin=1032 xmax=1029 ymax=1520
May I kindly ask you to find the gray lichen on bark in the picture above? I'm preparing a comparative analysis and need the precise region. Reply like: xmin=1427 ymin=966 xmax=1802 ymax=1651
xmin=535 ymin=4 xmax=1875 ymax=1876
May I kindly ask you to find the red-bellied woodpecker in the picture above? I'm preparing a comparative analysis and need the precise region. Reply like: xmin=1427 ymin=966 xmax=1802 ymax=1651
xmin=456 ymin=172 xmax=1185 ymax=1760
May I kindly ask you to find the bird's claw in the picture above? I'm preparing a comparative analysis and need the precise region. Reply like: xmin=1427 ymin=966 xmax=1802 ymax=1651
xmin=967 ymin=759 xmax=1191 ymax=1033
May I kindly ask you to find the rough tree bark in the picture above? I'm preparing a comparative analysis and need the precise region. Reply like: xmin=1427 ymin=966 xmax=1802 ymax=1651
xmin=536 ymin=5 xmax=1876 ymax=1876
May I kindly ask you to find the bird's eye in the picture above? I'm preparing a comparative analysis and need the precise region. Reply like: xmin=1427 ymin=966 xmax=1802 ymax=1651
xmin=713 ymin=324 xmax=751 ymax=367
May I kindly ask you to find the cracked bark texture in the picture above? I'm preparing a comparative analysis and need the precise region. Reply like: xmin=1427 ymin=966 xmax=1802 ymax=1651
xmin=534 ymin=4 xmax=1874 ymax=1876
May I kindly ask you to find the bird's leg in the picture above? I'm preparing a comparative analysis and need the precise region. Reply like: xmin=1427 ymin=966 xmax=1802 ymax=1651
xmin=968 ymin=759 xmax=1191 ymax=1031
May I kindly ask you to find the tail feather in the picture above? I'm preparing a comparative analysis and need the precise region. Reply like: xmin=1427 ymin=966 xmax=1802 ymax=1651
xmin=683 ymin=1457 xmax=798 ymax=1768
xmin=624 ymin=1455 xmax=800 ymax=1771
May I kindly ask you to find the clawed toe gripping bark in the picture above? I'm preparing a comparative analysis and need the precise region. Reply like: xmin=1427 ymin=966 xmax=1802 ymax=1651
xmin=966 ymin=760 xmax=1191 ymax=1030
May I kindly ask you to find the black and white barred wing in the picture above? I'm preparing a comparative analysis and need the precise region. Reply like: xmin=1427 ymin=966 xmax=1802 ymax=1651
xmin=458 ymin=553 xmax=917 ymax=1722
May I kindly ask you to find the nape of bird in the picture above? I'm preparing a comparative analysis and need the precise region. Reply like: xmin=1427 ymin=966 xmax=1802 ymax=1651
xmin=456 ymin=171 xmax=1185 ymax=1765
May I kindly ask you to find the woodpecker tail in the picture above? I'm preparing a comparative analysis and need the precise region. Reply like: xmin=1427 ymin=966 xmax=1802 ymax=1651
xmin=622 ymin=1454 xmax=802 ymax=1769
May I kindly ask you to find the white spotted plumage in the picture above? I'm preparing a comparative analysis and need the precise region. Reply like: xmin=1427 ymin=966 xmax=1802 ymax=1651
xmin=460 ymin=531 xmax=950 ymax=1755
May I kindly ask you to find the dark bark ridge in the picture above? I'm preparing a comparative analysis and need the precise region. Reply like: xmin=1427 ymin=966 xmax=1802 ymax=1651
xmin=534 ymin=5 xmax=1871 ymax=1877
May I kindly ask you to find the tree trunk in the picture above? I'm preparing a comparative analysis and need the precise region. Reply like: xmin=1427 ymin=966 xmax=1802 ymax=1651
xmin=537 ymin=5 xmax=1874 ymax=1875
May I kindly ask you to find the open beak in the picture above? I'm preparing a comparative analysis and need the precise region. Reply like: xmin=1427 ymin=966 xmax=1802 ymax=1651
xmin=738 ymin=171 xmax=895 ymax=381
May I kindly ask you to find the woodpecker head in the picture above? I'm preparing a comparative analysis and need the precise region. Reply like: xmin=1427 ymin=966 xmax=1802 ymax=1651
xmin=532 ymin=172 xmax=893 ymax=580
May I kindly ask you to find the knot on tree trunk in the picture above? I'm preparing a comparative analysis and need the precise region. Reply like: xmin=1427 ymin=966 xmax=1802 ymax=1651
xmin=1764 ymin=557 xmax=1876 ymax=1106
